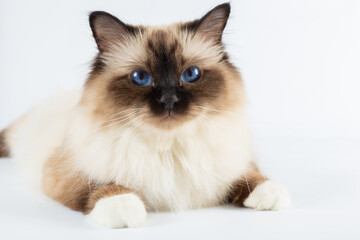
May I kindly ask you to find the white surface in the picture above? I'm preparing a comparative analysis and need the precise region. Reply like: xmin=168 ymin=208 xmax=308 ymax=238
xmin=1 ymin=0 xmax=360 ymax=239
xmin=1 ymin=137 xmax=359 ymax=239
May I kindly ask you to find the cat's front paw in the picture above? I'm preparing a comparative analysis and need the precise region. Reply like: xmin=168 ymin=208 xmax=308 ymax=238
xmin=243 ymin=180 xmax=290 ymax=210
xmin=86 ymin=193 xmax=147 ymax=228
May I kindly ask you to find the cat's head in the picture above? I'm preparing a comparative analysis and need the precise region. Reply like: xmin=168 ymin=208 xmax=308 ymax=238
xmin=82 ymin=3 xmax=245 ymax=130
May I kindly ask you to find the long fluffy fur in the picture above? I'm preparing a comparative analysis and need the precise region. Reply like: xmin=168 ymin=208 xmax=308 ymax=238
xmin=1 ymin=4 xmax=289 ymax=217
xmin=5 ymin=89 xmax=254 ymax=211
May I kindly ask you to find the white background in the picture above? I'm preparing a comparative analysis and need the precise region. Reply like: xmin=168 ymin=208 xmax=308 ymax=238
xmin=0 ymin=0 xmax=359 ymax=239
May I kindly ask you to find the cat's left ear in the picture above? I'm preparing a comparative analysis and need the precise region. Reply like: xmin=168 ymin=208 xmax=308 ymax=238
xmin=89 ymin=11 xmax=137 ymax=52
xmin=183 ymin=3 xmax=231 ymax=43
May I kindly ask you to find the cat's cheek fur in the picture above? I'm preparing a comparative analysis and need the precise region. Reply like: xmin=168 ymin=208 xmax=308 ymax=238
xmin=243 ymin=180 xmax=291 ymax=211
xmin=86 ymin=193 xmax=147 ymax=228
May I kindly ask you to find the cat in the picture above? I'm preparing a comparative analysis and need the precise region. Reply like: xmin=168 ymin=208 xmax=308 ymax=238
xmin=0 ymin=3 xmax=290 ymax=228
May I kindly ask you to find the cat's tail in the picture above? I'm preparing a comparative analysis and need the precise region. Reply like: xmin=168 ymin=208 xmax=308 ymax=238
xmin=0 ymin=129 xmax=10 ymax=158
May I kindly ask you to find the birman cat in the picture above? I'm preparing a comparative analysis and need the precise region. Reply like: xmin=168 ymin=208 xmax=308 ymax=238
xmin=0 ymin=3 xmax=290 ymax=228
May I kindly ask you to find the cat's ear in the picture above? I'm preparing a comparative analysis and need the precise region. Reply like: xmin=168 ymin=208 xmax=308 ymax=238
xmin=184 ymin=3 xmax=231 ymax=43
xmin=89 ymin=11 xmax=136 ymax=52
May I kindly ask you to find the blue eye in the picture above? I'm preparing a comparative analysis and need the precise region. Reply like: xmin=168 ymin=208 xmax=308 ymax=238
xmin=181 ymin=66 xmax=201 ymax=83
xmin=131 ymin=70 xmax=152 ymax=86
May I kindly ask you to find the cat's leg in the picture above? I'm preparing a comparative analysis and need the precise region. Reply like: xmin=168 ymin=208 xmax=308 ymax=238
xmin=228 ymin=163 xmax=290 ymax=210
xmin=42 ymin=154 xmax=147 ymax=228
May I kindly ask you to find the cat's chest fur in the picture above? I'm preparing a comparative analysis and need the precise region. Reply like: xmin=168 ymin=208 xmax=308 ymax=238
xmin=70 ymin=112 xmax=252 ymax=211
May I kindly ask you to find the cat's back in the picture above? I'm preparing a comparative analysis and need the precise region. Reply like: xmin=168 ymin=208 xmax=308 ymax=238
xmin=6 ymin=90 xmax=81 ymax=189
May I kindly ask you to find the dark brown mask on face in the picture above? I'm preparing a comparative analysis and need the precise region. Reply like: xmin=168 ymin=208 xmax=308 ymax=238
xmin=83 ymin=3 xmax=243 ymax=129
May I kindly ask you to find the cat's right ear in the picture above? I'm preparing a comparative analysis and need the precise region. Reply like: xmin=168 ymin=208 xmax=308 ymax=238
xmin=89 ymin=11 xmax=135 ymax=52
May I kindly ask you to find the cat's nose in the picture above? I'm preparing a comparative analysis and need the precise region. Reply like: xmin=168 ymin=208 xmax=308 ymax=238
xmin=158 ymin=94 xmax=179 ymax=112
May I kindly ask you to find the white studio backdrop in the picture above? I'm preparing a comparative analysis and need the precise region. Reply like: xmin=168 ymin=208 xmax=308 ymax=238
xmin=0 ymin=0 xmax=359 ymax=139
xmin=1 ymin=1 xmax=360 ymax=239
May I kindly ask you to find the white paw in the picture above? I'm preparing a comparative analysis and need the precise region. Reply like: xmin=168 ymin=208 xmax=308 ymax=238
xmin=243 ymin=180 xmax=290 ymax=210
xmin=86 ymin=193 xmax=147 ymax=228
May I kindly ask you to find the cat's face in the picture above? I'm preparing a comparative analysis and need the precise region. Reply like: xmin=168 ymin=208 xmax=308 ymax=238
xmin=82 ymin=3 xmax=244 ymax=130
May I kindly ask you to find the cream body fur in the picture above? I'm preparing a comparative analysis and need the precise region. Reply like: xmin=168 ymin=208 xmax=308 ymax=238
xmin=7 ymin=91 xmax=82 ymax=189
xmin=7 ymin=90 xmax=253 ymax=211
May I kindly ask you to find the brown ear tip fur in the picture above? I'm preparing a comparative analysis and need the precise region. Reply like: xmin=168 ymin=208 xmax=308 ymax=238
xmin=89 ymin=11 xmax=109 ymax=20
xmin=89 ymin=11 xmax=122 ymax=21
xmin=89 ymin=11 xmax=118 ymax=28
xmin=89 ymin=11 xmax=103 ymax=30
xmin=214 ymin=2 xmax=231 ymax=15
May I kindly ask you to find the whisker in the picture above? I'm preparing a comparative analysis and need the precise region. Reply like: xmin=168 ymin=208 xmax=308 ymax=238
xmin=193 ymin=110 xmax=228 ymax=132
xmin=196 ymin=105 xmax=230 ymax=113
xmin=95 ymin=111 xmax=140 ymax=130
xmin=96 ymin=108 xmax=141 ymax=125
